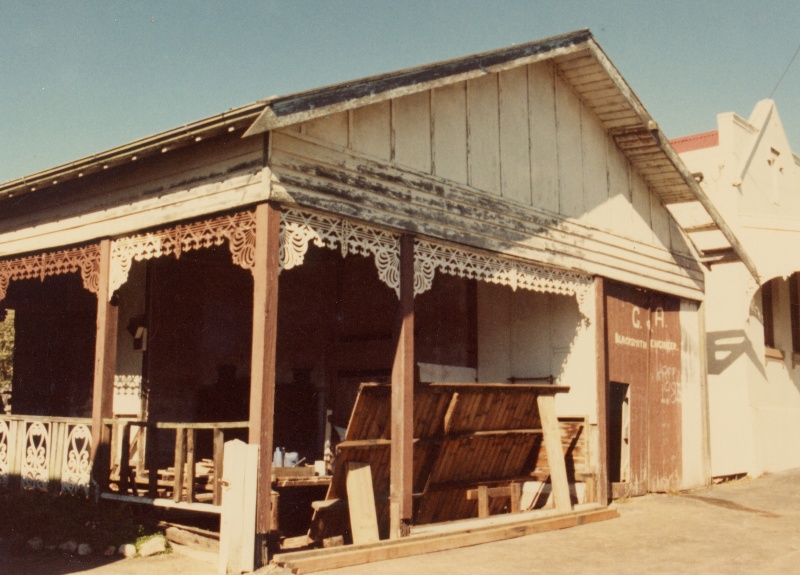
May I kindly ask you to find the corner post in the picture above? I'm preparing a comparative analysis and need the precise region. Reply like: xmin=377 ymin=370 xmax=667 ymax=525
xmin=248 ymin=201 xmax=281 ymax=563
xmin=390 ymin=234 xmax=415 ymax=538
xmin=90 ymin=239 xmax=119 ymax=494
xmin=594 ymin=276 xmax=610 ymax=504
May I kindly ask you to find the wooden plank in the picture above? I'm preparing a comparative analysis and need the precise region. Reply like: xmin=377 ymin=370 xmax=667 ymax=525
xmin=499 ymin=67 xmax=531 ymax=204
xmin=581 ymin=102 xmax=610 ymax=227
xmin=90 ymin=239 xmax=119 ymax=494
xmin=432 ymin=81 xmax=468 ymax=183
xmin=346 ymin=462 xmax=381 ymax=545
xmin=536 ymin=394 xmax=571 ymax=512
xmin=555 ymin=73 xmax=584 ymax=218
xmin=509 ymin=481 xmax=522 ymax=513
xmin=390 ymin=234 xmax=415 ymax=538
xmin=248 ymin=202 xmax=281 ymax=543
xmin=219 ymin=440 xmax=246 ymax=575
xmin=467 ymin=74 xmax=501 ymax=195
xmin=300 ymin=112 xmax=349 ymax=148
xmin=351 ymin=101 xmax=391 ymax=161
xmin=392 ymin=91 xmax=431 ymax=173
xmin=173 ymin=427 xmax=185 ymax=503
xmin=277 ymin=507 xmax=618 ymax=574
xmin=631 ymin=170 xmax=654 ymax=244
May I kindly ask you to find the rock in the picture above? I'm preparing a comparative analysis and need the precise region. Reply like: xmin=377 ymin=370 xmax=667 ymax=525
xmin=138 ymin=535 xmax=167 ymax=557
xmin=27 ymin=537 xmax=43 ymax=551
xmin=77 ymin=543 xmax=92 ymax=556
xmin=104 ymin=545 xmax=116 ymax=556
xmin=59 ymin=540 xmax=78 ymax=553
xmin=119 ymin=543 xmax=137 ymax=558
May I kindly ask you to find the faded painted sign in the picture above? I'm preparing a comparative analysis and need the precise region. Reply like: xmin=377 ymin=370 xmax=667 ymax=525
xmin=605 ymin=282 xmax=682 ymax=495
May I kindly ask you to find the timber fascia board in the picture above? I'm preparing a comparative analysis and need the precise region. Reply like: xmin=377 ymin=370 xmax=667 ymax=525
xmin=243 ymin=30 xmax=594 ymax=136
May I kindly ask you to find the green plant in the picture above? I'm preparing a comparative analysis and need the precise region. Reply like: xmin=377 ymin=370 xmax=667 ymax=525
xmin=0 ymin=309 xmax=14 ymax=395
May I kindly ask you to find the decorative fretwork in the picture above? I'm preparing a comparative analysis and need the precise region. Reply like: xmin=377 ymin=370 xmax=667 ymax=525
xmin=0 ymin=245 xmax=100 ymax=302
xmin=21 ymin=421 xmax=49 ymax=491
xmin=61 ymin=424 xmax=92 ymax=496
xmin=114 ymin=374 xmax=143 ymax=397
xmin=280 ymin=208 xmax=401 ymax=297
xmin=414 ymin=239 xmax=594 ymax=317
xmin=109 ymin=211 xmax=257 ymax=297
xmin=0 ymin=420 xmax=8 ymax=488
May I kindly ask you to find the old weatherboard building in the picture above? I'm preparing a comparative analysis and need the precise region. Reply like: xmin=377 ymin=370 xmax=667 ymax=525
xmin=0 ymin=30 xmax=744 ymax=571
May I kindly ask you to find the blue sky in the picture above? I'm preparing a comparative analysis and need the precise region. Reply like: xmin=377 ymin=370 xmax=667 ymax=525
xmin=2 ymin=1 xmax=799 ymax=184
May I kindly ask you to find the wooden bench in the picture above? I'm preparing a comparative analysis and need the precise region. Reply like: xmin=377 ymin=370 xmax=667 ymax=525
xmin=465 ymin=415 xmax=595 ymax=516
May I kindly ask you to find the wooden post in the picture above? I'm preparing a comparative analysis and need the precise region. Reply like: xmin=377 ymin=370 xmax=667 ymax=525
xmin=594 ymin=276 xmax=610 ymax=505
xmin=477 ymin=485 xmax=490 ymax=518
xmin=147 ymin=427 xmax=159 ymax=498
xmin=119 ymin=423 xmax=132 ymax=494
xmin=390 ymin=234 xmax=415 ymax=539
xmin=213 ymin=428 xmax=225 ymax=505
xmin=90 ymin=239 xmax=119 ymax=494
xmin=537 ymin=393 xmax=571 ymax=512
xmin=185 ymin=428 xmax=196 ymax=502
xmin=173 ymin=427 xmax=185 ymax=503
xmin=248 ymin=202 xmax=281 ymax=562
xmin=697 ymin=300 xmax=712 ymax=485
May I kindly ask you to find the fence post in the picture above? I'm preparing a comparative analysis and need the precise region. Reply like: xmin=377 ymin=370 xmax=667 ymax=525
xmin=218 ymin=440 xmax=259 ymax=575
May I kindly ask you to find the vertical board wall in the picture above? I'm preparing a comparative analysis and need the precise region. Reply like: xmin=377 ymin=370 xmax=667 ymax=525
xmin=604 ymin=282 xmax=683 ymax=495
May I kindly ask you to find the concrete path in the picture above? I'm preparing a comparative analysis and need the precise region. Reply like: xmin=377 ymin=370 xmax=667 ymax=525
xmin=3 ymin=469 xmax=800 ymax=574
xmin=311 ymin=468 xmax=800 ymax=575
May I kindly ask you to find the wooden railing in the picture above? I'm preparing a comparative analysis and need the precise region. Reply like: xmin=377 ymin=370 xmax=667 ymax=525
xmin=0 ymin=415 xmax=248 ymax=510
xmin=106 ymin=419 xmax=249 ymax=507
xmin=0 ymin=415 xmax=93 ymax=495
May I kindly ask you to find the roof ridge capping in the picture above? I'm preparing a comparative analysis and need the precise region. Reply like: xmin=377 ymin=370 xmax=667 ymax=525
xmin=244 ymin=29 xmax=594 ymax=136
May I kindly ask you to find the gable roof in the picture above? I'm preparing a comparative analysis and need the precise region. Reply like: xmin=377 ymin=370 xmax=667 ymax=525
xmin=246 ymin=29 xmax=755 ymax=281
xmin=0 ymin=29 xmax=758 ymax=281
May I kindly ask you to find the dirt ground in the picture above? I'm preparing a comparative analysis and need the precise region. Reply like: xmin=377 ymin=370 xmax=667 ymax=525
xmin=4 ymin=468 xmax=800 ymax=574
xmin=0 ymin=541 xmax=218 ymax=575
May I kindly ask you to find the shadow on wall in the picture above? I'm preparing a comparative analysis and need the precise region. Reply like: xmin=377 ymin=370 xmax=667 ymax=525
xmin=706 ymin=329 xmax=766 ymax=379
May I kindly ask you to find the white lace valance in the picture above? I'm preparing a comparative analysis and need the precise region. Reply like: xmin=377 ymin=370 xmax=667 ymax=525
xmin=109 ymin=211 xmax=257 ymax=297
xmin=280 ymin=208 xmax=401 ymax=297
xmin=415 ymin=239 xmax=593 ymax=317
xmin=0 ymin=207 xmax=594 ymax=316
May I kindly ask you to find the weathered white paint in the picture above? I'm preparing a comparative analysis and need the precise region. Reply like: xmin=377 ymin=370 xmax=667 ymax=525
xmin=269 ymin=60 xmax=702 ymax=301
xmin=678 ymin=100 xmax=800 ymax=478
xmin=476 ymin=284 xmax=597 ymax=423
xmin=432 ymin=81 xmax=468 ymax=183
xmin=679 ymin=300 xmax=707 ymax=489
xmin=528 ymin=63 xmax=559 ymax=213
xmin=0 ymin=134 xmax=265 ymax=258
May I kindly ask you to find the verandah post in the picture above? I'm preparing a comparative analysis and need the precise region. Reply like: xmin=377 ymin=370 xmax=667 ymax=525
xmin=90 ymin=238 xmax=119 ymax=495
xmin=248 ymin=201 xmax=281 ymax=565
xmin=594 ymin=276 xmax=610 ymax=505
xmin=390 ymin=233 xmax=415 ymax=538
